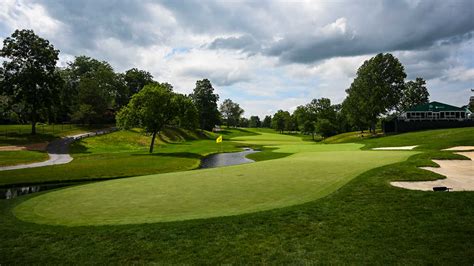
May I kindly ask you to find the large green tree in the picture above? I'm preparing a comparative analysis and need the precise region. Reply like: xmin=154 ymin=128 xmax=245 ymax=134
xmin=123 ymin=68 xmax=154 ymax=95
xmin=345 ymin=53 xmax=406 ymax=133
xmin=173 ymin=94 xmax=199 ymax=129
xmin=262 ymin=115 xmax=272 ymax=128
xmin=398 ymin=77 xmax=429 ymax=112
xmin=249 ymin=116 xmax=261 ymax=128
xmin=272 ymin=110 xmax=291 ymax=133
xmin=190 ymin=79 xmax=220 ymax=130
xmin=116 ymin=84 xmax=178 ymax=153
xmin=219 ymin=98 xmax=244 ymax=128
xmin=0 ymin=29 xmax=61 ymax=134
xmin=65 ymin=56 xmax=127 ymax=123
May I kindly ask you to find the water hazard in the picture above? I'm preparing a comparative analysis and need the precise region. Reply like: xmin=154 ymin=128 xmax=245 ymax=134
xmin=1 ymin=148 xmax=260 ymax=199
xmin=0 ymin=183 xmax=74 ymax=200
xmin=200 ymin=147 xmax=260 ymax=168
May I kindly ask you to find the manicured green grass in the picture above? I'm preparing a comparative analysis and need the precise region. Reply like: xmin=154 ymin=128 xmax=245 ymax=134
xmin=231 ymin=130 xmax=307 ymax=146
xmin=0 ymin=150 xmax=49 ymax=167
xmin=14 ymin=148 xmax=413 ymax=225
xmin=324 ymin=127 xmax=474 ymax=150
xmin=0 ymin=128 xmax=248 ymax=186
xmin=0 ymin=127 xmax=473 ymax=263
xmin=322 ymin=130 xmax=379 ymax=143
xmin=359 ymin=127 xmax=474 ymax=150
xmin=1 ymin=147 xmax=472 ymax=263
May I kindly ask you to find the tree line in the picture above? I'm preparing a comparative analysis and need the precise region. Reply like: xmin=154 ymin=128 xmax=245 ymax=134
xmin=245 ymin=53 xmax=431 ymax=139
xmin=1 ymin=29 xmax=433 ymax=148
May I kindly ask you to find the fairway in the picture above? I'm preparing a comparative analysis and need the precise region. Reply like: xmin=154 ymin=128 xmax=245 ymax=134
xmin=14 ymin=132 xmax=414 ymax=226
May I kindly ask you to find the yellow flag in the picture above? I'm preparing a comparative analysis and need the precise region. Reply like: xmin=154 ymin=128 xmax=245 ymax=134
xmin=216 ymin=135 xmax=223 ymax=143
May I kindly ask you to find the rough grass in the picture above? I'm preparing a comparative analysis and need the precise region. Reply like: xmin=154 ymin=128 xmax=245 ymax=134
xmin=0 ymin=150 xmax=49 ymax=167
xmin=0 ymin=124 xmax=111 ymax=146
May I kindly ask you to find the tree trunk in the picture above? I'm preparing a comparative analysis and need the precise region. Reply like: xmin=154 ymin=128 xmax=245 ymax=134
xmin=312 ymin=132 xmax=314 ymax=140
xmin=31 ymin=121 xmax=36 ymax=135
xmin=149 ymin=131 xmax=158 ymax=153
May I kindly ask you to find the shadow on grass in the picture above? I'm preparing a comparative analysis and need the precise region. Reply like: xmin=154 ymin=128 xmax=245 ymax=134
xmin=69 ymin=142 xmax=92 ymax=154
xmin=0 ymin=133 xmax=57 ymax=146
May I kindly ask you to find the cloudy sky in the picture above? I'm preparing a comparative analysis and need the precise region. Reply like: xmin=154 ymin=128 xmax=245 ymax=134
xmin=1 ymin=0 xmax=473 ymax=117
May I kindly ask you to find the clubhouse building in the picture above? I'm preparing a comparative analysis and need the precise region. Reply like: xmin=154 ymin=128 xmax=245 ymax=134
xmin=399 ymin=101 xmax=471 ymax=121
xmin=383 ymin=101 xmax=474 ymax=133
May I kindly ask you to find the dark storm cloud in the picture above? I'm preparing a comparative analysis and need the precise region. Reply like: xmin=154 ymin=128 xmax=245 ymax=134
xmin=18 ymin=0 xmax=474 ymax=66
xmin=34 ymin=0 xmax=162 ymax=53
xmin=201 ymin=0 xmax=474 ymax=64
xmin=158 ymin=0 xmax=273 ymax=37
xmin=207 ymin=35 xmax=260 ymax=54
xmin=266 ymin=0 xmax=473 ymax=64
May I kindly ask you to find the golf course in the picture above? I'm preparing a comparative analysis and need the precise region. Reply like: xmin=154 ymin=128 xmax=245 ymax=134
xmin=1 ymin=126 xmax=473 ymax=263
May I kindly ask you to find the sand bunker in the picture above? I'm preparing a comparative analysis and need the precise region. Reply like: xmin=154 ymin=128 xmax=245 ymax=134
xmin=0 ymin=142 xmax=48 ymax=151
xmin=442 ymin=146 xmax=474 ymax=151
xmin=373 ymin=145 xmax=418 ymax=150
xmin=391 ymin=151 xmax=474 ymax=191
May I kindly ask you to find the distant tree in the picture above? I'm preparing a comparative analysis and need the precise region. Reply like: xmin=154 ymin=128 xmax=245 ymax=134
xmin=173 ymin=94 xmax=199 ymax=129
xmin=398 ymin=77 xmax=429 ymax=112
xmin=272 ymin=110 xmax=290 ymax=133
xmin=308 ymin=98 xmax=336 ymax=121
xmin=293 ymin=105 xmax=312 ymax=131
xmin=286 ymin=114 xmax=298 ymax=132
xmin=333 ymin=104 xmax=351 ymax=133
xmin=303 ymin=120 xmax=316 ymax=140
xmin=69 ymin=59 xmax=118 ymax=123
xmin=123 ymin=68 xmax=154 ymax=95
xmin=262 ymin=115 xmax=272 ymax=128
xmin=116 ymin=84 xmax=178 ymax=153
xmin=249 ymin=116 xmax=261 ymax=128
xmin=65 ymin=56 xmax=127 ymax=123
xmin=345 ymin=53 xmax=406 ymax=133
xmin=342 ymin=93 xmax=370 ymax=132
xmin=239 ymin=117 xmax=249 ymax=127
xmin=219 ymin=98 xmax=244 ymax=127
xmin=190 ymin=79 xmax=220 ymax=130
xmin=0 ymin=29 xmax=62 ymax=134
xmin=316 ymin=119 xmax=337 ymax=138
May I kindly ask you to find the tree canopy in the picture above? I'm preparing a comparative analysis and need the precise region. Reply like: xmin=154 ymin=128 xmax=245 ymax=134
xmin=0 ymin=29 xmax=61 ymax=134
xmin=191 ymin=79 xmax=220 ymax=131
xmin=116 ymin=84 xmax=178 ymax=153
xmin=219 ymin=98 xmax=244 ymax=128
xmin=398 ymin=77 xmax=429 ymax=112
xmin=344 ymin=53 xmax=406 ymax=133
xmin=249 ymin=116 xmax=261 ymax=128
xmin=272 ymin=110 xmax=290 ymax=133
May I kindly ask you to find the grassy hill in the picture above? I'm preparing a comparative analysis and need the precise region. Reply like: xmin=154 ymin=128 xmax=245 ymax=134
xmin=0 ymin=127 xmax=253 ymax=185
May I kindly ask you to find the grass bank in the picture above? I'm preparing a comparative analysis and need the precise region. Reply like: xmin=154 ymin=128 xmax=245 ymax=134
xmin=0 ymin=127 xmax=254 ymax=185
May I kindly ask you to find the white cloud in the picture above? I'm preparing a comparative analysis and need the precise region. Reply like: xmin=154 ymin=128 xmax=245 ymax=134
xmin=1 ymin=0 xmax=473 ymax=117
xmin=0 ymin=0 xmax=65 ymax=39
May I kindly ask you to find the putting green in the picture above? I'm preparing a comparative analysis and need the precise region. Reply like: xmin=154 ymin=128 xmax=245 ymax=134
xmin=14 ymin=134 xmax=415 ymax=226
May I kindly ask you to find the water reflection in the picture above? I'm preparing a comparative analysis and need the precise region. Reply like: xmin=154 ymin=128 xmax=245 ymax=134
xmin=0 ymin=184 xmax=71 ymax=200
xmin=200 ymin=147 xmax=260 ymax=168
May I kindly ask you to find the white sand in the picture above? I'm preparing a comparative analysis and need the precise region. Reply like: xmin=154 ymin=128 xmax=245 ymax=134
xmin=391 ymin=151 xmax=474 ymax=191
xmin=373 ymin=145 xmax=418 ymax=150
xmin=442 ymin=146 xmax=474 ymax=151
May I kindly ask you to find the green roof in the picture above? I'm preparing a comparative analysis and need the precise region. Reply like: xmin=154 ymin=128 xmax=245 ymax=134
xmin=406 ymin=101 xmax=465 ymax=112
